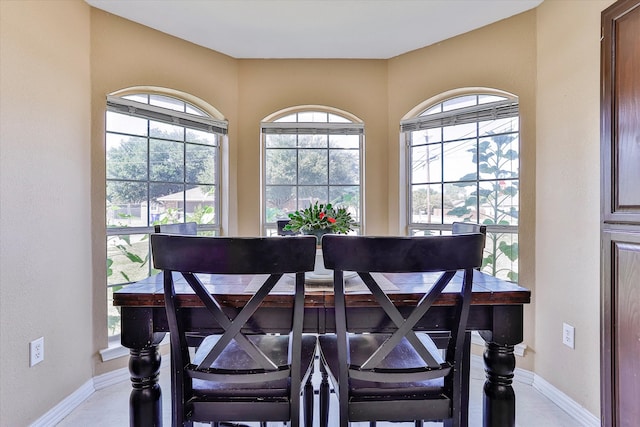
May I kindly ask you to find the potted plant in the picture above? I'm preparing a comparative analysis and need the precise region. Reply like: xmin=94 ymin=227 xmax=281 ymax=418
xmin=284 ymin=201 xmax=356 ymax=245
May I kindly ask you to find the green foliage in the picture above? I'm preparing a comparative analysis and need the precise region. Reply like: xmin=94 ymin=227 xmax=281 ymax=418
xmin=284 ymin=202 xmax=356 ymax=234
xmin=447 ymin=131 xmax=519 ymax=282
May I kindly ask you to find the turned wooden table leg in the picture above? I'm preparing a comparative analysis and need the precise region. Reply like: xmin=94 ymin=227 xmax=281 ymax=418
xmin=482 ymin=341 xmax=516 ymax=427
xmin=129 ymin=345 xmax=162 ymax=426
xmin=319 ymin=360 xmax=330 ymax=427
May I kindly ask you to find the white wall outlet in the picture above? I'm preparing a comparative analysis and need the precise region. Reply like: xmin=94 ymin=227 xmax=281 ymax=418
xmin=562 ymin=323 xmax=575 ymax=349
xmin=30 ymin=337 xmax=44 ymax=366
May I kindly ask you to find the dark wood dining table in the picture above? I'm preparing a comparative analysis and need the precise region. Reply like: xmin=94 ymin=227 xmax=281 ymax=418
xmin=114 ymin=269 xmax=530 ymax=427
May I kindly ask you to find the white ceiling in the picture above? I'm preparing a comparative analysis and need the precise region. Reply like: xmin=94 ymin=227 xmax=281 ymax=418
xmin=85 ymin=0 xmax=543 ymax=59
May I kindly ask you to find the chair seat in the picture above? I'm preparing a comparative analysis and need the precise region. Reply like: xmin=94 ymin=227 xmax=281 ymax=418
xmin=192 ymin=334 xmax=317 ymax=398
xmin=318 ymin=334 xmax=446 ymax=397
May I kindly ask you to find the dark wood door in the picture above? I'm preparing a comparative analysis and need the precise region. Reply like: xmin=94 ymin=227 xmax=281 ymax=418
xmin=601 ymin=1 xmax=640 ymax=426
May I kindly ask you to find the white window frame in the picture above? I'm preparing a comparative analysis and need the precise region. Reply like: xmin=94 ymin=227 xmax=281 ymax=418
xmin=105 ymin=91 xmax=227 ymax=341
xmin=401 ymin=90 xmax=519 ymax=281
xmin=260 ymin=106 xmax=364 ymax=236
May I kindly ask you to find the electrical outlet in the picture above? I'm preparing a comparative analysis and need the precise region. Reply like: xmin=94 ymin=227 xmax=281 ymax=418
xmin=562 ymin=323 xmax=575 ymax=349
xmin=30 ymin=337 xmax=44 ymax=366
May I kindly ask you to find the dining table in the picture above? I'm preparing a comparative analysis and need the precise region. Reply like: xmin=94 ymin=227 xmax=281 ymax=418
xmin=114 ymin=269 xmax=530 ymax=427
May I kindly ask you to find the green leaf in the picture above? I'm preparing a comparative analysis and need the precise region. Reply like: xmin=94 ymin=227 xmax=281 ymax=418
xmin=498 ymin=241 xmax=519 ymax=261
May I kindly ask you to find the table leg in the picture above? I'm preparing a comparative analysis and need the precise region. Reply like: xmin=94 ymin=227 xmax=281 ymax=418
xmin=128 ymin=345 xmax=162 ymax=426
xmin=482 ymin=341 xmax=516 ymax=427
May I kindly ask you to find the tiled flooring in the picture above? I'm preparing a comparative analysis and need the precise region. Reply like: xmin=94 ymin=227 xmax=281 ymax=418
xmin=58 ymin=358 xmax=581 ymax=426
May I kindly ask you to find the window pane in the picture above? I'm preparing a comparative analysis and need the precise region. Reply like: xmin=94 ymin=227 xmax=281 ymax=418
xmin=298 ymin=150 xmax=328 ymax=185
xmin=479 ymin=117 xmax=518 ymax=135
xmin=185 ymin=185 xmax=216 ymax=225
xmin=265 ymin=134 xmax=297 ymax=148
xmin=266 ymin=186 xmax=296 ymax=222
xmin=186 ymin=128 xmax=218 ymax=145
xmin=150 ymin=139 xmax=184 ymax=182
xmin=443 ymin=95 xmax=477 ymax=111
xmin=478 ymin=135 xmax=519 ymax=180
xmin=478 ymin=95 xmax=506 ymax=104
xmin=107 ymin=234 xmax=150 ymax=286
xmin=421 ymin=104 xmax=442 ymax=116
xmin=443 ymin=140 xmax=476 ymax=182
xmin=412 ymin=144 xmax=441 ymax=184
xmin=185 ymin=104 xmax=207 ymax=116
xmin=412 ymin=128 xmax=442 ymax=144
xmin=329 ymin=134 xmax=359 ymax=149
xmin=328 ymin=114 xmax=350 ymax=123
xmin=266 ymin=149 xmax=296 ymax=185
xmin=329 ymin=186 xmax=360 ymax=222
xmin=483 ymin=232 xmax=519 ymax=282
xmin=443 ymin=122 xmax=476 ymax=141
xmin=274 ymin=113 xmax=297 ymax=122
xmin=106 ymin=111 xmax=147 ymax=136
xmin=299 ymin=134 xmax=327 ymax=148
xmin=186 ymin=144 xmax=216 ymax=184
xmin=149 ymin=94 xmax=184 ymax=112
xmin=478 ymin=180 xmax=519 ymax=226
xmin=123 ymin=94 xmax=148 ymax=103
xmin=299 ymin=186 xmax=328 ymax=208
xmin=329 ymin=150 xmax=359 ymax=185
xmin=443 ymin=182 xmax=476 ymax=224
xmin=411 ymin=184 xmax=442 ymax=223
xmin=150 ymin=120 xmax=184 ymax=140
xmin=106 ymin=135 xmax=147 ymax=180
xmin=107 ymin=181 xmax=147 ymax=227
xmin=298 ymin=111 xmax=328 ymax=122
xmin=151 ymin=183 xmax=184 ymax=223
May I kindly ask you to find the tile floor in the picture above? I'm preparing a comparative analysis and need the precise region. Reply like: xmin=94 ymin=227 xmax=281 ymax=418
xmin=58 ymin=358 xmax=582 ymax=426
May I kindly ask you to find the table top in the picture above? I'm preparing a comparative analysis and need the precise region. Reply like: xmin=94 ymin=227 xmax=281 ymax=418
xmin=114 ymin=270 xmax=531 ymax=309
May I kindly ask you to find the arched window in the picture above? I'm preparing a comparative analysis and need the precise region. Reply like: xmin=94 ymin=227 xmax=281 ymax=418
xmin=261 ymin=107 xmax=363 ymax=235
xmin=105 ymin=91 xmax=227 ymax=337
xmin=401 ymin=91 xmax=519 ymax=281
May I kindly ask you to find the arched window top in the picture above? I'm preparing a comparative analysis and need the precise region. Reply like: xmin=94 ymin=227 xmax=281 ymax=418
xmin=110 ymin=86 xmax=226 ymax=121
xmin=263 ymin=105 xmax=363 ymax=124
xmin=401 ymin=90 xmax=518 ymax=133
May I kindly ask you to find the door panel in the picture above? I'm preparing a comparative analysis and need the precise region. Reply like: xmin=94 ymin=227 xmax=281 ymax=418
xmin=601 ymin=1 xmax=640 ymax=426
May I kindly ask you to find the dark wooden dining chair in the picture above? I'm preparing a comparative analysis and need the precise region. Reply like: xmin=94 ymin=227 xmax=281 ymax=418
xmin=153 ymin=221 xmax=198 ymax=235
xmin=151 ymin=234 xmax=318 ymax=427
xmin=318 ymin=234 xmax=484 ymax=427
xmin=451 ymin=221 xmax=486 ymax=248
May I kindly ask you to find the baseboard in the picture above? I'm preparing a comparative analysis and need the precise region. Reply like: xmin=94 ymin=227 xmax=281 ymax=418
xmin=29 ymin=367 xmax=130 ymax=427
xmin=29 ymin=380 xmax=94 ymax=427
xmin=532 ymin=374 xmax=600 ymax=427
xmin=471 ymin=354 xmax=598 ymax=426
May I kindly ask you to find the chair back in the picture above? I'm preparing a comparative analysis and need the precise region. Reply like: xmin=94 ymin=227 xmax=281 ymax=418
xmin=452 ymin=221 xmax=486 ymax=247
xmin=151 ymin=234 xmax=316 ymax=425
xmin=153 ymin=221 xmax=198 ymax=235
xmin=321 ymin=234 xmax=484 ymax=423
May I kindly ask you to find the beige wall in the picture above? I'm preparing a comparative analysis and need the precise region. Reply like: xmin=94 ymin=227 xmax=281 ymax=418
xmin=535 ymin=0 xmax=615 ymax=416
xmin=236 ymin=59 xmax=389 ymax=235
xmin=0 ymin=0 xmax=617 ymax=423
xmin=0 ymin=1 xmax=93 ymax=425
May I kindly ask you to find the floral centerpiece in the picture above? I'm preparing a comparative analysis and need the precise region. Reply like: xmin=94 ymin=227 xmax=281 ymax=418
xmin=284 ymin=202 xmax=356 ymax=244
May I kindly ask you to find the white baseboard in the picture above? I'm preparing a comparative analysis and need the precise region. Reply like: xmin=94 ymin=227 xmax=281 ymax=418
xmin=532 ymin=374 xmax=600 ymax=427
xmin=29 ymin=380 xmax=94 ymax=427
xmin=29 ymin=367 xmax=130 ymax=426
xmin=471 ymin=354 xmax=599 ymax=426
